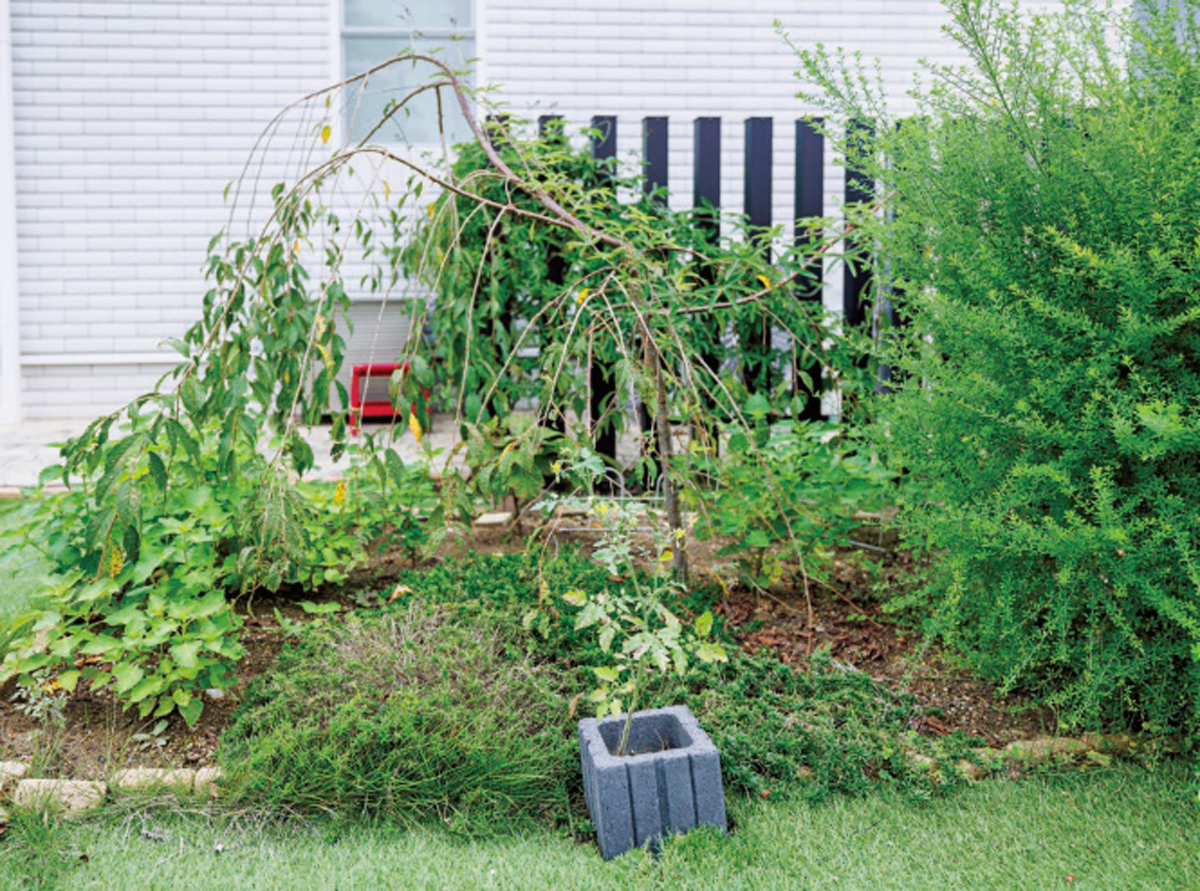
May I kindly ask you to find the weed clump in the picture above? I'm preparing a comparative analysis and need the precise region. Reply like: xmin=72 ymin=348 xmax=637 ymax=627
xmin=219 ymin=600 xmax=573 ymax=830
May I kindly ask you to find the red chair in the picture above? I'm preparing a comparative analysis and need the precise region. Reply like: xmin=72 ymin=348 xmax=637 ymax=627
xmin=349 ymin=363 xmax=430 ymax=435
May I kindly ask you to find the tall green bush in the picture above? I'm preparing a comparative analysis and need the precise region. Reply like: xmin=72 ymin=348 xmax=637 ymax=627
xmin=793 ymin=1 xmax=1200 ymax=734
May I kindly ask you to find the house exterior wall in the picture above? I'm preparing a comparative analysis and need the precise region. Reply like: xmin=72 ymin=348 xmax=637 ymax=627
xmin=9 ymin=0 xmax=331 ymax=418
xmin=5 ymin=0 xmax=1070 ymax=419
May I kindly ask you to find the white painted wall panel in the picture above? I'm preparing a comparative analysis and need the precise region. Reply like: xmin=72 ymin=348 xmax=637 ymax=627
xmin=10 ymin=0 xmax=331 ymax=417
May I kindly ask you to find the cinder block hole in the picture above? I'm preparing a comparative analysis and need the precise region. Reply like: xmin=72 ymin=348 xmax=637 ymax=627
xmin=598 ymin=712 xmax=693 ymax=757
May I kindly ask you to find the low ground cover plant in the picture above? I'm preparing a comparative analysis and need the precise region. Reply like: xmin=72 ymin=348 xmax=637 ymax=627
xmin=220 ymin=598 xmax=572 ymax=830
xmin=218 ymin=549 xmax=981 ymax=832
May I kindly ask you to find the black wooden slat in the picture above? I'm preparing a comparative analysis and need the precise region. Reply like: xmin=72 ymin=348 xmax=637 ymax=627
xmin=589 ymin=116 xmax=618 ymax=464
xmin=795 ymin=118 xmax=824 ymax=420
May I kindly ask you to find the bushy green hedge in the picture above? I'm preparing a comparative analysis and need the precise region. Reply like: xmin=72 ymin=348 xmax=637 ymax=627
xmin=797 ymin=2 xmax=1200 ymax=735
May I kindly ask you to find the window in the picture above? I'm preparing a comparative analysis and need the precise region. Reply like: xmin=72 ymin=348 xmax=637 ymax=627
xmin=341 ymin=0 xmax=475 ymax=145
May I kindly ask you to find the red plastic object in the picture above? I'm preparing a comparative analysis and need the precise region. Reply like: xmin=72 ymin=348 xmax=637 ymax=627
xmin=349 ymin=363 xmax=430 ymax=435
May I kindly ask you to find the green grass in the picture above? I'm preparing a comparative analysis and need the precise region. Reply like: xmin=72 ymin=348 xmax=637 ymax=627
xmin=2 ymin=763 xmax=1196 ymax=890
xmin=0 ymin=499 xmax=54 ymax=627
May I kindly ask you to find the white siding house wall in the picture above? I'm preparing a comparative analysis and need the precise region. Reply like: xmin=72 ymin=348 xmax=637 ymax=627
xmin=10 ymin=0 xmax=330 ymax=418
xmin=6 ymin=0 xmax=1069 ymax=419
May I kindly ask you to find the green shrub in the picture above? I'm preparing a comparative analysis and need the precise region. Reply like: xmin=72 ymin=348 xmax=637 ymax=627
xmin=793 ymin=1 xmax=1200 ymax=735
xmin=686 ymin=418 xmax=895 ymax=589
xmin=219 ymin=600 xmax=573 ymax=830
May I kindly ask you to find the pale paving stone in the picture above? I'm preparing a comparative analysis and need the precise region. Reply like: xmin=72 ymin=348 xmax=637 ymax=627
xmin=473 ymin=510 xmax=514 ymax=527
xmin=0 ymin=761 xmax=28 ymax=796
xmin=193 ymin=767 xmax=223 ymax=797
xmin=114 ymin=767 xmax=196 ymax=793
xmin=14 ymin=779 xmax=106 ymax=816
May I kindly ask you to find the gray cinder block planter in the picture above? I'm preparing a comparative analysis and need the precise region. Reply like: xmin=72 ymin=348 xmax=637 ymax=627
xmin=578 ymin=705 xmax=727 ymax=860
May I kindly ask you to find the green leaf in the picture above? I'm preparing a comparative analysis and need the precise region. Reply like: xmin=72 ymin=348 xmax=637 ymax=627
xmin=113 ymin=663 xmax=145 ymax=694
xmin=745 ymin=530 xmax=772 ymax=549
xmin=695 ymin=611 xmax=714 ymax=638
xmin=80 ymin=635 xmax=121 ymax=656
xmin=593 ymin=666 xmax=620 ymax=683
xmin=561 ymin=589 xmax=587 ymax=607
xmin=147 ymin=451 xmax=169 ymax=490
xmin=171 ymin=640 xmax=202 ymax=669
xmin=57 ymin=670 xmax=81 ymax=693
xmin=178 ymin=696 xmax=203 ymax=729
xmin=299 ymin=600 xmax=340 ymax=615
xmin=127 ymin=676 xmax=164 ymax=704
xmin=744 ymin=393 xmax=771 ymax=417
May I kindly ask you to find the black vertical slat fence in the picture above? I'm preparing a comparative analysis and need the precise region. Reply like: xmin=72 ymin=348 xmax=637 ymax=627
xmin=538 ymin=115 xmax=569 ymax=431
xmin=843 ymin=119 xmax=874 ymax=330
xmin=589 ymin=116 xmax=619 ymax=464
xmin=742 ymin=117 xmax=774 ymax=394
xmin=642 ymin=117 xmax=669 ymax=205
xmin=634 ymin=117 xmax=670 ymax=484
xmin=692 ymin=117 xmax=723 ymax=449
xmin=795 ymin=118 xmax=825 ymax=420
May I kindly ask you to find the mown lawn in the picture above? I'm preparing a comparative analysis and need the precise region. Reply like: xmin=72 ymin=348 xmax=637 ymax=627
xmin=2 ymin=762 xmax=1196 ymax=889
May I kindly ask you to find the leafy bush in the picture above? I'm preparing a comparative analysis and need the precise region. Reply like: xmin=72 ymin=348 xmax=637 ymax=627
xmin=686 ymin=417 xmax=895 ymax=589
xmin=794 ymin=1 xmax=1200 ymax=734
xmin=219 ymin=600 xmax=573 ymax=829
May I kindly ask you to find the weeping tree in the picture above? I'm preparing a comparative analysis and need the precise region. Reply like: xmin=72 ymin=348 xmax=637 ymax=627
xmin=0 ymin=53 xmax=882 ymax=725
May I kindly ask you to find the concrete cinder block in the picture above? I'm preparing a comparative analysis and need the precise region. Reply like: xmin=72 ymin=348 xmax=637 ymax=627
xmin=578 ymin=705 xmax=727 ymax=860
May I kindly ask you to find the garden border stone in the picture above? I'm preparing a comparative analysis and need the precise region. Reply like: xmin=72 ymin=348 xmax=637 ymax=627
xmin=14 ymin=779 xmax=106 ymax=816
xmin=0 ymin=761 xmax=28 ymax=795
xmin=578 ymin=705 xmax=726 ymax=860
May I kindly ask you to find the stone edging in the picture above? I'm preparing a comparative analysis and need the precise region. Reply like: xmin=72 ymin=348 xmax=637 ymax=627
xmin=0 ymin=761 xmax=223 ymax=823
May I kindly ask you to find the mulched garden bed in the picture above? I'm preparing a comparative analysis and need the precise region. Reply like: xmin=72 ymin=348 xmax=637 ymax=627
xmin=0 ymin=527 xmax=1052 ymax=781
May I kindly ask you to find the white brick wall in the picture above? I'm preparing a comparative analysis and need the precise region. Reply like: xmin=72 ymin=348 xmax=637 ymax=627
xmin=11 ymin=0 xmax=331 ymax=417
xmin=8 ymin=0 xmax=1069 ymax=418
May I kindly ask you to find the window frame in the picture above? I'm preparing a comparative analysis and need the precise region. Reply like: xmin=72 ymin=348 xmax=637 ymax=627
xmin=337 ymin=0 xmax=479 ymax=147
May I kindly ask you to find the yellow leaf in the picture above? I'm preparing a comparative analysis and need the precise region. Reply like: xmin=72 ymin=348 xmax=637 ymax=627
xmin=756 ymin=274 xmax=772 ymax=290
xmin=316 ymin=342 xmax=333 ymax=371
xmin=383 ymin=180 xmax=391 ymax=199
xmin=320 ymin=124 xmax=331 ymax=145
xmin=409 ymin=413 xmax=423 ymax=442
xmin=426 ymin=203 xmax=435 ymax=220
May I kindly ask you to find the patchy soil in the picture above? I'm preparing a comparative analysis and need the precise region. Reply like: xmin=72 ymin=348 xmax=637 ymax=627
xmin=0 ymin=520 xmax=1053 ymax=780
xmin=709 ymin=552 xmax=1055 ymax=746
